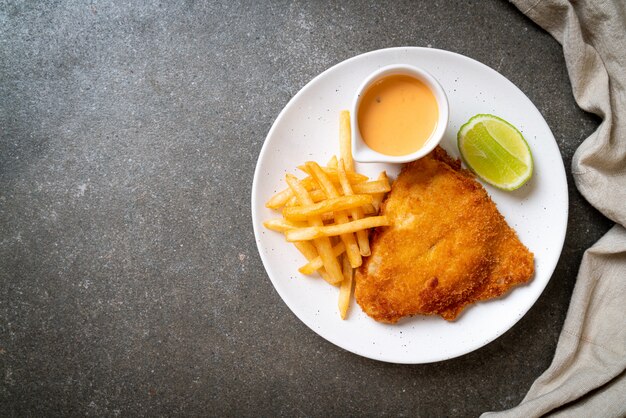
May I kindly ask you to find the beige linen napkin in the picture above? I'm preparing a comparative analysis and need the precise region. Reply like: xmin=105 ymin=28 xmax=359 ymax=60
xmin=484 ymin=0 xmax=626 ymax=416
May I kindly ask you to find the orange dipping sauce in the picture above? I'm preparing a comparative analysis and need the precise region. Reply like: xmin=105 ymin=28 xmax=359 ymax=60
xmin=357 ymin=74 xmax=439 ymax=156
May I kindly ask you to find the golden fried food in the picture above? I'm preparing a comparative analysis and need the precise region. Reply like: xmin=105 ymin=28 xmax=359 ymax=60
xmin=355 ymin=147 xmax=534 ymax=322
xmin=263 ymin=112 xmax=392 ymax=318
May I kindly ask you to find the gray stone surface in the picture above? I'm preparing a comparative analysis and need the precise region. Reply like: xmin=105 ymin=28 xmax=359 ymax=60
xmin=0 ymin=0 xmax=613 ymax=416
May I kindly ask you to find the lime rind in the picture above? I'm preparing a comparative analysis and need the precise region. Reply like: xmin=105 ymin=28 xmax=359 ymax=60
xmin=457 ymin=114 xmax=533 ymax=191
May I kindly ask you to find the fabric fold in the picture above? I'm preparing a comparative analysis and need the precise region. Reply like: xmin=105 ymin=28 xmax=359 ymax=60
xmin=483 ymin=0 xmax=626 ymax=416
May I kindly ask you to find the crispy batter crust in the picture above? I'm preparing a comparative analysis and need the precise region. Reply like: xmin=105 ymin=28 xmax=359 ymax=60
xmin=355 ymin=147 xmax=534 ymax=322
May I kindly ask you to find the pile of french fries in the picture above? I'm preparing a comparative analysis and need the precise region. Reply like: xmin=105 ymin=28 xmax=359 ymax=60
xmin=263 ymin=111 xmax=390 ymax=319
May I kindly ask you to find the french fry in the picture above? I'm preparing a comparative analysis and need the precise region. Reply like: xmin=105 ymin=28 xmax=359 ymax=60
xmin=362 ymin=203 xmax=377 ymax=215
xmin=263 ymin=218 xmax=307 ymax=232
xmin=299 ymin=242 xmax=346 ymax=275
xmin=338 ymin=253 xmax=353 ymax=319
xmin=306 ymin=162 xmax=362 ymax=268
xmin=262 ymin=110 xmax=393 ymax=319
xmin=282 ymin=194 xmax=373 ymax=221
xmin=371 ymin=171 xmax=389 ymax=212
xmin=266 ymin=173 xmax=369 ymax=209
xmin=285 ymin=215 xmax=389 ymax=242
xmin=337 ymin=159 xmax=371 ymax=256
xmin=352 ymin=179 xmax=391 ymax=195
xmin=321 ymin=212 xmax=335 ymax=222
xmin=293 ymin=241 xmax=334 ymax=285
xmin=285 ymin=174 xmax=343 ymax=284
xmin=305 ymin=180 xmax=390 ymax=203
xmin=284 ymin=195 xmax=298 ymax=207
xmin=298 ymin=166 xmax=368 ymax=184
xmin=295 ymin=155 xmax=338 ymax=175
xmin=265 ymin=187 xmax=294 ymax=209
xmin=266 ymin=177 xmax=322 ymax=209
xmin=339 ymin=110 xmax=354 ymax=172
xmin=308 ymin=189 xmax=331 ymax=203
xmin=327 ymin=155 xmax=338 ymax=169
xmin=292 ymin=240 xmax=317 ymax=259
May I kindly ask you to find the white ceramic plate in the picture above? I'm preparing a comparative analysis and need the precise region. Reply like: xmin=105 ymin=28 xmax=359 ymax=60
xmin=251 ymin=47 xmax=568 ymax=364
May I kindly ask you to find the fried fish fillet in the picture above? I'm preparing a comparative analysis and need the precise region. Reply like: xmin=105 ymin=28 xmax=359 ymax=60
xmin=355 ymin=147 xmax=534 ymax=322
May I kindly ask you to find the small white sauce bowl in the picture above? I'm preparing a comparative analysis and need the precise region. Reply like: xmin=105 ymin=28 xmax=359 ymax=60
xmin=351 ymin=64 xmax=449 ymax=164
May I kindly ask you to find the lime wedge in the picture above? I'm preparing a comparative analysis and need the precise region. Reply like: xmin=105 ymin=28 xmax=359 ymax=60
xmin=457 ymin=114 xmax=533 ymax=191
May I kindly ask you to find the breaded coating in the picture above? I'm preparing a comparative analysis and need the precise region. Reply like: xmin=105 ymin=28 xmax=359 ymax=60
xmin=355 ymin=147 xmax=534 ymax=322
